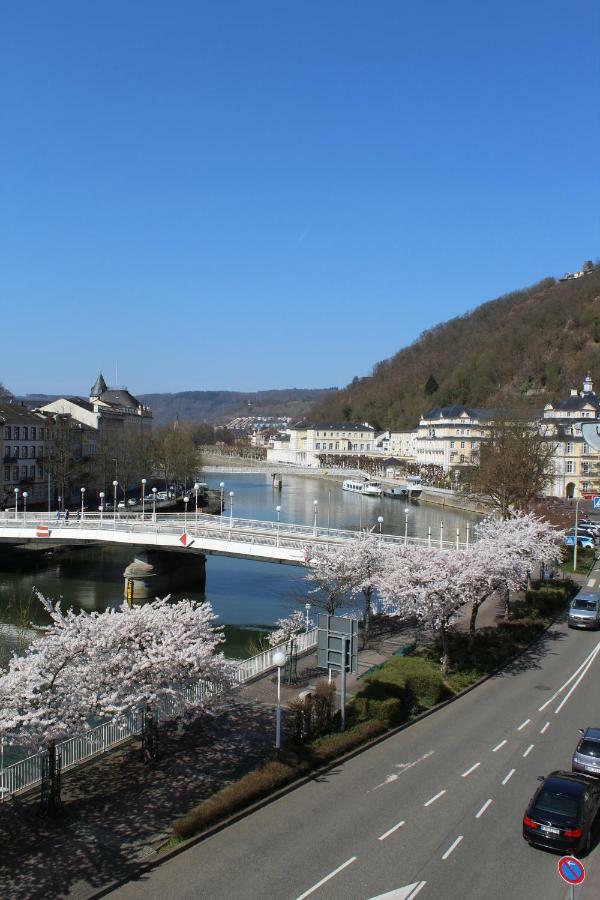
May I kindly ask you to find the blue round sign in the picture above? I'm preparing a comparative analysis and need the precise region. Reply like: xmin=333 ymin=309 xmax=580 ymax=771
xmin=558 ymin=856 xmax=585 ymax=885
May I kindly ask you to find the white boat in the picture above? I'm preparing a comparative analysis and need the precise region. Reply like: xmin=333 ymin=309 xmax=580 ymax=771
xmin=342 ymin=479 xmax=383 ymax=497
xmin=384 ymin=476 xmax=422 ymax=500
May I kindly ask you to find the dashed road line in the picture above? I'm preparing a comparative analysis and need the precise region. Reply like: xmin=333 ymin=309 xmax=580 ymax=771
xmin=378 ymin=821 xmax=405 ymax=841
xmin=296 ymin=857 xmax=357 ymax=900
xmin=424 ymin=790 xmax=446 ymax=807
xmin=502 ymin=769 xmax=516 ymax=785
xmin=523 ymin=744 xmax=534 ymax=758
xmin=442 ymin=835 xmax=463 ymax=860
xmin=462 ymin=763 xmax=480 ymax=778
xmin=540 ymin=722 xmax=550 ymax=734
xmin=475 ymin=799 xmax=493 ymax=819
xmin=517 ymin=719 xmax=531 ymax=731
xmin=492 ymin=740 xmax=507 ymax=752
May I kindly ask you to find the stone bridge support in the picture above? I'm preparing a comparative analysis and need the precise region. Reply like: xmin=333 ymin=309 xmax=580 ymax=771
xmin=123 ymin=549 xmax=206 ymax=600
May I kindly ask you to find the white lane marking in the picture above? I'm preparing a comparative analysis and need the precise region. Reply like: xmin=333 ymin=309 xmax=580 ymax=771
xmin=367 ymin=883 xmax=427 ymax=900
xmin=540 ymin=722 xmax=550 ymax=734
xmin=296 ymin=857 xmax=357 ymax=900
xmin=589 ymin=578 xmax=596 ymax=587
xmin=442 ymin=835 xmax=463 ymax=860
xmin=517 ymin=718 xmax=531 ymax=731
xmin=424 ymin=789 xmax=446 ymax=807
xmin=475 ymin=799 xmax=493 ymax=819
xmin=492 ymin=740 xmax=507 ymax=752
xmin=523 ymin=744 xmax=535 ymax=758
xmin=539 ymin=639 xmax=600 ymax=711
xmin=371 ymin=750 xmax=435 ymax=791
xmin=554 ymin=644 xmax=600 ymax=714
xmin=462 ymin=762 xmax=480 ymax=778
xmin=379 ymin=820 xmax=405 ymax=841
xmin=502 ymin=769 xmax=516 ymax=785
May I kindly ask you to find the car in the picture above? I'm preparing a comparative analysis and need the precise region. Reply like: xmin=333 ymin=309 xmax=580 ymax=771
xmin=127 ymin=498 xmax=137 ymax=506
xmin=568 ymin=590 xmax=600 ymax=629
xmin=573 ymin=728 xmax=600 ymax=776
xmin=523 ymin=770 xmax=600 ymax=855
xmin=579 ymin=520 xmax=600 ymax=533
xmin=117 ymin=501 xmax=126 ymax=509
xmin=155 ymin=492 xmax=168 ymax=501
xmin=564 ymin=535 xmax=595 ymax=549
xmin=566 ymin=527 xmax=598 ymax=540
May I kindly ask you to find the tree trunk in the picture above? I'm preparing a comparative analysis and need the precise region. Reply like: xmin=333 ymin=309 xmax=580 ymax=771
xmin=504 ymin=584 xmax=511 ymax=619
xmin=363 ymin=589 xmax=372 ymax=639
xmin=440 ymin=623 xmax=450 ymax=676
xmin=468 ymin=601 xmax=479 ymax=638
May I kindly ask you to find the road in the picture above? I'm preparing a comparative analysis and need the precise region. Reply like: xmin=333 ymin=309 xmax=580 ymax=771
xmin=108 ymin=618 xmax=600 ymax=900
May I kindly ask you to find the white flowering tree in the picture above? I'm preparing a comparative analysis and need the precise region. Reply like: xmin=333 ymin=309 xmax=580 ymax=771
xmin=341 ymin=532 xmax=386 ymax=636
xmin=267 ymin=610 xmax=307 ymax=648
xmin=304 ymin=543 xmax=354 ymax=614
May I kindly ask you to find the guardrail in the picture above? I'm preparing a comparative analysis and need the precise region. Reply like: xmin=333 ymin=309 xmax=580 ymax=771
xmin=0 ymin=628 xmax=318 ymax=801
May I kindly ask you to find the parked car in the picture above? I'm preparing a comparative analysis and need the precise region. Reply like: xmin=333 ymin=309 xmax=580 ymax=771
xmin=523 ymin=770 xmax=600 ymax=854
xmin=573 ymin=728 xmax=600 ymax=776
xmin=117 ymin=501 xmax=126 ymax=510
xmin=564 ymin=535 xmax=595 ymax=549
xmin=127 ymin=498 xmax=137 ymax=506
xmin=566 ymin=526 xmax=598 ymax=539
xmin=568 ymin=591 xmax=600 ymax=629
xmin=155 ymin=492 xmax=168 ymax=501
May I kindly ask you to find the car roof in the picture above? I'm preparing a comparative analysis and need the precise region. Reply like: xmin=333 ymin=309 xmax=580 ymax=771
xmin=583 ymin=728 xmax=600 ymax=742
xmin=574 ymin=591 xmax=600 ymax=602
xmin=544 ymin=771 xmax=594 ymax=794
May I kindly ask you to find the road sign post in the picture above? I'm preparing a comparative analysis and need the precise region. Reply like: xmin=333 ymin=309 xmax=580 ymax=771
xmin=317 ymin=614 xmax=358 ymax=732
xmin=558 ymin=856 xmax=585 ymax=898
xmin=593 ymin=496 xmax=600 ymax=510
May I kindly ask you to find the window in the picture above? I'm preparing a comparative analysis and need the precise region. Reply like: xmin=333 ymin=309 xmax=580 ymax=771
xmin=460 ymin=454 xmax=465 ymax=463
xmin=37 ymin=466 xmax=44 ymax=479
xmin=30 ymin=446 xmax=35 ymax=459
xmin=14 ymin=427 xmax=20 ymax=440
xmin=3 ymin=427 xmax=10 ymax=439
xmin=335 ymin=442 xmax=339 ymax=449
xmin=315 ymin=443 xmax=320 ymax=450
xmin=20 ymin=466 xmax=27 ymax=478
xmin=31 ymin=427 xmax=36 ymax=440
xmin=23 ymin=427 xmax=28 ymax=440
xmin=460 ymin=441 xmax=465 ymax=449
xmin=566 ymin=442 xmax=574 ymax=453
xmin=13 ymin=467 xmax=18 ymax=480
xmin=582 ymin=482 xmax=590 ymax=492
xmin=14 ymin=446 xmax=19 ymax=458
xmin=360 ymin=443 xmax=365 ymax=451
xmin=566 ymin=460 xmax=575 ymax=474
xmin=582 ymin=462 xmax=590 ymax=474
xmin=450 ymin=441 xmax=455 ymax=449
xmin=29 ymin=465 xmax=35 ymax=478
xmin=329 ymin=442 xmax=333 ymax=449
xmin=3 ymin=466 xmax=9 ymax=481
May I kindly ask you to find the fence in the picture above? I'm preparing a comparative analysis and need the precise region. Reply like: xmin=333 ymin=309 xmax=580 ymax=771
xmin=0 ymin=627 xmax=319 ymax=801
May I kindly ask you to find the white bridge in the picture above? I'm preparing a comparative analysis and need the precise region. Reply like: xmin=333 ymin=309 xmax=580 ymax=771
xmin=0 ymin=511 xmax=470 ymax=564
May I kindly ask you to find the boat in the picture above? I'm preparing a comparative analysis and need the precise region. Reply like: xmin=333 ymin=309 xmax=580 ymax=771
xmin=342 ymin=479 xmax=383 ymax=497
xmin=384 ymin=475 xmax=423 ymax=500
xmin=383 ymin=486 xmax=409 ymax=499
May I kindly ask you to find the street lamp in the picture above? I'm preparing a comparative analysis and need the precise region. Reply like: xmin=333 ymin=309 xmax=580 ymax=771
xmin=377 ymin=515 xmax=384 ymax=534
xmin=23 ymin=491 xmax=28 ymax=525
xmin=112 ymin=480 xmax=118 ymax=528
xmin=194 ymin=482 xmax=200 ymax=529
xmin=183 ymin=495 xmax=189 ymax=532
xmin=219 ymin=481 xmax=225 ymax=513
xmin=313 ymin=499 xmax=318 ymax=536
xmin=152 ymin=486 xmax=157 ymax=524
xmin=14 ymin=487 xmax=18 ymax=521
xmin=99 ymin=491 xmax=105 ymax=527
xmin=574 ymin=495 xmax=582 ymax=572
xmin=272 ymin=649 xmax=287 ymax=753
xmin=229 ymin=490 xmax=234 ymax=531
xmin=404 ymin=507 xmax=409 ymax=545
xmin=80 ymin=487 xmax=85 ymax=520
xmin=141 ymin=478 xmax=147 ymax=521
xmin=275 ymin=504 xmax=281 ymax=547
xmin=305 ymin=602 xmax=312 ymax=632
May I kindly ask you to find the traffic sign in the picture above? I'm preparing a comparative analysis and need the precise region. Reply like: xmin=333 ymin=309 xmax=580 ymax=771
xmin=558 ymin=856 xmax=585 ymax=885
xmin=36 ymin=525 xmax=50 ymax=538
xmin=593 ymin=496 xmax=600 ymax=509
xmin=179 ymin=532 xmax=191 ymax=547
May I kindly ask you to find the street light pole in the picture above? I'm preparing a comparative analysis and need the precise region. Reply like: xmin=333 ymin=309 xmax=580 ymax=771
xmin=23 ymin=491 xmax=28 ymax=525
xmin=276 ymin=504 xmax=281 ymax=547
xmin=272 ymin=650 xmax=287 ymax=754
xmin=194 ymin=482 xmax=200 ymax=530
xmin=404 ymin=507 xmax=409 ymax=545
xmin=229 ymin=490 xmax=234 ymax=533
xmin=219 ymin=481 xmax=225 ymax=516
xmin=183 ymin=495 xmax=189 ymax=532
xmin=141 ymin=478 xmax=147 ymax=521
xmin=305 ymin=602 xmax=312 ymax=632
xmin=152 ymin=487 xmax=157 ymax=524
xmin=14 ymin=488 xmax=18 ymax=521
xmin=80 ymin=487 xmax=85 ymax=520
xmin=574 ymin=495 xmax=582 ymax=572
xmin=112 ymin=480 xmax=118 ymax=529
xmin=377 ymin=515 xmax=384 ymax=544
xmin=313 ymin=500 xmax=318 ymax=536
xmin=99 ymin=492 xmax=105 ymax=527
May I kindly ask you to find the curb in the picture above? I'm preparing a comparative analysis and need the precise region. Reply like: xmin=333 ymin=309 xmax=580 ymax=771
xmin=83 ymin=610 xmax=566 ymax=899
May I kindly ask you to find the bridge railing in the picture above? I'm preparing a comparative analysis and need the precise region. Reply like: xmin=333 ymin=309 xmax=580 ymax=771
xmin=0 ymin=628 xmax=319 ymax=801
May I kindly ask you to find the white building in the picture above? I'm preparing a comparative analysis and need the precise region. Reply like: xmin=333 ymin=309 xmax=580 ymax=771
xmin=267 ymin=422 xmax=375 ymax=468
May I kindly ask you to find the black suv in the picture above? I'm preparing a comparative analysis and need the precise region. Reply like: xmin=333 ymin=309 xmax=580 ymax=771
xmin=523 ymin=771 xmax=600 ymax=854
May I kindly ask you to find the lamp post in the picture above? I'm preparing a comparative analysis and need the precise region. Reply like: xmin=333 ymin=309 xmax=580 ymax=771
xmin=573 ymin=495 xmax=582 ymax=572
xmin=229 ymin=491 xmax=234 ymax=532
xmin=23 ymin=491 xmax=28 ymax=525
xmin=377 ymin=515 xmax=384 ymax=542
xmin=272 ymin=649 xmax=287 ymax=753
xmin=183 ymin=495 xmax=189 ymax=532
xmin=152 ymin=486 xmax=157 ymax=524
xmin=14 ymin=487 xmax=19 ymax=521
xmin=313 ymin=499 xmax=318 ymax=536
xmin=112 ymin=480 xmax=118 ymax=528
xmin=219 ymin=481 xmax=225 ymax=515
xmin=99 ymin=491 xmax=105 ymax=527
xmin=141 ymin=478 xmax=147 ymax=521
xmin=80 ymin=487 xmax=85 ymax=520
xmin=305 ymin=602 xmax=312 ymax=633
xmin=276 ymin=504 xmax=281 ymax=547
xmin=194 ymin=482 xmax=200 ymax=529
xmin=404 ymin=507 xmax=409 ymax=545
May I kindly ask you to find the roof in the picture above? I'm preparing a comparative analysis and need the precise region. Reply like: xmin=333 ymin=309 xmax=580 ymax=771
xmin=97 ymin=388 xmax=142 ymax=409
xmin=423 ymin=404 xmax=493 ymax=421
xmin=546 ymin=395 xmax=600 ymax=413
xmin=292 ymin=421 xmax=375 ymax=432
xmin=90 ymin=372 xmax=108 ymax=397
xmin=382 ymin=457 xmax=403 ymax=466
xmin=0 ymin=401 xmax=47 ymax=426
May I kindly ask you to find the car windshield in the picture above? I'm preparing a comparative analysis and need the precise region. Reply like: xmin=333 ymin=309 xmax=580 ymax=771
xmin=533 ymin=790 xmax=580 ymax=819
xmin=573 ymin=600 xmax=598 ymax=611
xmin=579 ymin=740 xmax=600 ymax=758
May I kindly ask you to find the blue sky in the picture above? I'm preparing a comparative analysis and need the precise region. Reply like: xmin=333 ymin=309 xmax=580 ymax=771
xmin=2 ymin=1 xmax=599 ymax=397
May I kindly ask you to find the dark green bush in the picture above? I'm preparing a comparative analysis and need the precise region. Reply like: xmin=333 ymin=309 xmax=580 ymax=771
xmin=362 ymin=655 xmax=449 ymax=710
xmin=352 ymin=696 xmax=407 ymax=727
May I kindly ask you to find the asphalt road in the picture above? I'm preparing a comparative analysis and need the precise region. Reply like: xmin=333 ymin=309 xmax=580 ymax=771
xmin=109 ymin=618 xmax=600 ymax=900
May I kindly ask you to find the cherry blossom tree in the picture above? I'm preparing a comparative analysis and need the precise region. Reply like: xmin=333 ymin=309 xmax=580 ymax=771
xmin=304 ymin=543 xmax=354 ymax=614
xmin=267 ymin=610 xmax=307 ymax=647
xmin=341 ymin=532 xmax=386 ymax=636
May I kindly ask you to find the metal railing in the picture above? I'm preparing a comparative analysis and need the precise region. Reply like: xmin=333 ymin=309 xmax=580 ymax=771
xmin=0 ymin=628 xmax=319 ymax=801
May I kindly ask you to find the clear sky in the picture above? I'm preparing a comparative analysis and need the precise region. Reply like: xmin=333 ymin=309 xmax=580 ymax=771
xmin=2 ymin=1 xmax=599 ymax=397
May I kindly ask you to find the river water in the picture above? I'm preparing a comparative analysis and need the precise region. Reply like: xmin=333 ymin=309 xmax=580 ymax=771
xmin=0 ymin=472 xmax=479 ymax=662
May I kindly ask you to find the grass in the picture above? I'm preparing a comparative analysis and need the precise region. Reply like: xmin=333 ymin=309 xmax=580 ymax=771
xmin=561 ymin=548 xmax=595 ymax=576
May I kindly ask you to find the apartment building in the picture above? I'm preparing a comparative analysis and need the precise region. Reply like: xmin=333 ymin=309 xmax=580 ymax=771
xmin=541 ymin=373 xmax=600 ymax=498
xmin=0 ymin=402 xmax=50 ymax=508
xmin=267 ymin=422 xmax=375 ymax=468
xmin=415 ymin=404 xmax=493 ymax=471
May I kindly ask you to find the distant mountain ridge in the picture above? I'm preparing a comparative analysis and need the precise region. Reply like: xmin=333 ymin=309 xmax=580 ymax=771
xmin=309 ymin=265 xmax=600 ymax=430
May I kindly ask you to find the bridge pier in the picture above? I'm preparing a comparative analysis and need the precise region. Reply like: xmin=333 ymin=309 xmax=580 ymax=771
xmin=123 ymin=549 xmax=206 ymax=600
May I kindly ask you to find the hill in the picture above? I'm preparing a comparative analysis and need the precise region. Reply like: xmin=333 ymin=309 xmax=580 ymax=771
xmin=309 ymin=265 xmax=600 ymax=430
xmin=138 ymin=387 xmax=338 ymax=427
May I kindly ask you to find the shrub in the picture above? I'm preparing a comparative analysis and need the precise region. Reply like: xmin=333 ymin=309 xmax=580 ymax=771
xmin=352 ymin=696 xmax=407 ymax=727
xmin=361 ymin=655 xmax=449 ymax=710
xmin=310 ymin=721 xmax=387 ymax=761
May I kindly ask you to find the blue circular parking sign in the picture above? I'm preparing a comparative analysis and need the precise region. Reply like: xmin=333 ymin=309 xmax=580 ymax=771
xmin=558 ymin=856 xmax=585 ymax=885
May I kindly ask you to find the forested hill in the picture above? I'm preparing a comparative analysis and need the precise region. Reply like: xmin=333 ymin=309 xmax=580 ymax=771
xmin=310 ymin=265 xmax=600 ymax=431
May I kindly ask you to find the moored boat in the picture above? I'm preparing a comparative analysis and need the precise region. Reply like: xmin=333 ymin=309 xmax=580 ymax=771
xmin=342 ymin=479 xmax=383 ymax=497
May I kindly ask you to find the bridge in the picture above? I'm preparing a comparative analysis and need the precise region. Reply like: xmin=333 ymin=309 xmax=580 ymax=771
xmin=0 ymin=510 xmax=470 ymax=564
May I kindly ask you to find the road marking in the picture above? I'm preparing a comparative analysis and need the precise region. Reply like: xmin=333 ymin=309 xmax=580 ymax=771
xmin=379 ymin=821 xmax=405 ymax=841
xmin=539 ymin=639 xmax=600 ymax=711
xmin=296 ymin=857 xmax=357 ymax=900
xmin=371 ymin=751 xmax=435 ymax=792
xmin=462 ymin=763 xmax=480 ymax=778
xmin=523 ymin=744 xmax=534 ymax=758
xmin=554 ymin=644 xmax=600 ymax=714
xmin=502 ymin=769 xmax=516 ymax=785
xmin=475 ymin=799 xmax=493 ymax=819
xmin=540 ymin=722 xmax=550 ymax=734
xmin=492 ymin=740 xmax=507 ymax=752
xmin=442 ymin=835 xmax=463 ymax=859
xmin=367 ymin=882 xmax=427 ymax=900
xmin=517 ymin=718 xmax=531 ymax=731
xmin=424 ymin=789 xmax=446 ymax=807
xmin=589 ymin=578 xmax=596 ymax=587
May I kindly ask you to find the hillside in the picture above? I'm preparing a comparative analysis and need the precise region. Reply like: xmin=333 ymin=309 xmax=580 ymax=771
xmin=310 ymin=266 xmax=600 ymax=430
xmin=138 ymin=387 xmax=338 ymax=427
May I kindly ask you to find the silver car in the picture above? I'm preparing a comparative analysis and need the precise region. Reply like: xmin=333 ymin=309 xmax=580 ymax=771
xmin=568 ymin=591 xmax=600 ymax=630
xmin=573 ymin=728 xmax=600 ymax=776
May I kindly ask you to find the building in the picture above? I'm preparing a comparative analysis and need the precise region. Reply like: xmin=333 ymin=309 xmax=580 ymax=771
xmin=414 ymin=405 xmax=494 ymax=471
xmin=0 ymin=401 xmax=51 ymax=509
xmin=541 ymin=373 xmax=600 ymax=498
xmin=267 ymin=422 xmax=375 ymax=468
